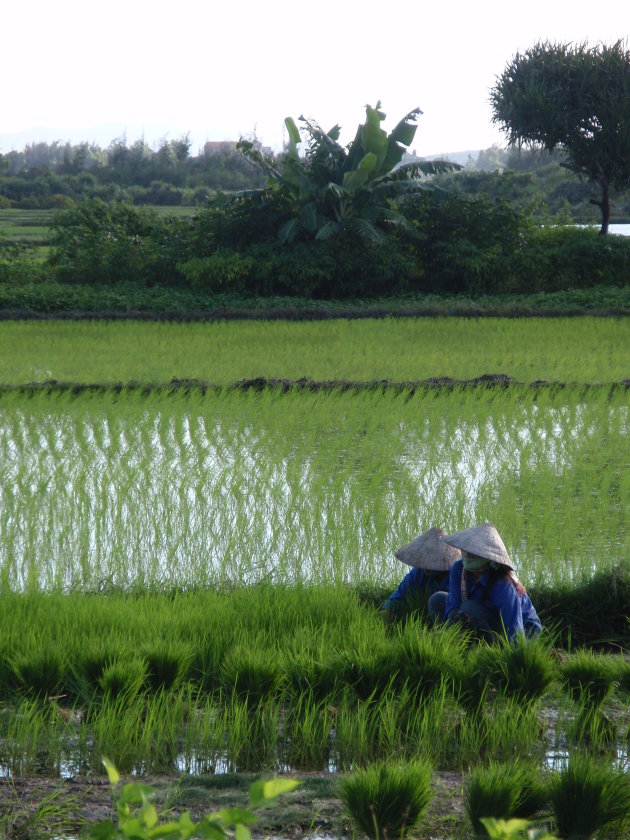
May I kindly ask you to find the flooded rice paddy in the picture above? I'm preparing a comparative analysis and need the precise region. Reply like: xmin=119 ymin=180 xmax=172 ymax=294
xmin=0 ymin=385 xmax=628 ymax=593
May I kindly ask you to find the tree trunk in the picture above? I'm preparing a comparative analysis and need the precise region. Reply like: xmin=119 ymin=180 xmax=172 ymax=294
xmin=589 ymin=171 xmax=610 ymax=234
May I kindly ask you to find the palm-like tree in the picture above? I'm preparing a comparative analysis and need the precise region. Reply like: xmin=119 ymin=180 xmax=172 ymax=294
xmin=237 ymin=102 xmax=460 ymax=243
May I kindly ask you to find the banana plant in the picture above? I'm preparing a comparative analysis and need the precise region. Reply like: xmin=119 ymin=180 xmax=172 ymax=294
xmin=237 ymin=102 xmax=460 ymax=243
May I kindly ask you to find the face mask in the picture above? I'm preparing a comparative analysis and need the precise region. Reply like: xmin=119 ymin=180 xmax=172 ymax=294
xmin=462 ymin=555 xmax=489 ymax=572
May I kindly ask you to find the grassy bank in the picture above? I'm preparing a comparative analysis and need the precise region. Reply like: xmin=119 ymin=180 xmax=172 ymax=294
xmin=3 ymin=282 xmax=630 ymax=318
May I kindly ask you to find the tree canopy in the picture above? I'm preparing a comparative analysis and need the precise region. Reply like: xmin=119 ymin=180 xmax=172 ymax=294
xmin=490 ymin=40 xmax=630 ymax=233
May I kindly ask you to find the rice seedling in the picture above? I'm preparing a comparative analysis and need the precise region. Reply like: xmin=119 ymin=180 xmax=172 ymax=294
xmin=98 ymin=657 xmax=147 ymax=701
xmin=0 ymin=383 xmax=628 ymax=595
xmin=339 ymin=757 xmax=434 ymax=840
xmin=11 ymin=646 xmax=66 ymax=699
xmin=465 ymin=760 xmax=549 ymax=837
xmin=283 ymin=691 xmax=333 ymax=770
xmin=279 ymin=643 xmax=343 ymax=701
xmin=142 ymin=641 xmax=192 ymax=691
xmin=394 ymin=621 xmax=466 ymax=699
xmin=334 ymin=691 xmax=382 ymax=768
xmin=2 ymin=318 xmax=630 ymax=386
xmin=559 ymin=649 xmax=619 ymax=709
xmin=89 ymin=693 xmax=150 ymax=773
xmin=548 ymin=752 xmax=630 ymax=839
xmin=0 ymin=785 xmax=86 ymax=840
xmin=219 ymin=644 xmax=283 ymax=703
xmin=222 ymin=694 xmax=280 ymax=771
xmin=457 ymin=698 xmax=545 ymax=767
xmin=0 ymin=699 xmax=51 ymax=776
xmin=474 ymin=634 xmax=557 ymax=707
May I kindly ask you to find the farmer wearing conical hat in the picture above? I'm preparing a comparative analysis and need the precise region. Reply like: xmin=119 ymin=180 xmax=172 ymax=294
xmin=428 ymin=522 xmax=542 ymax=641
xmin=381 ymin=526 xmax=461 ymax=623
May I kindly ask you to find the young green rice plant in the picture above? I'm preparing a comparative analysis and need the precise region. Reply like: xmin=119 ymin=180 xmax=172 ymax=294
xmin=68 ymin=639 xmax=129 ymax=705
xmin=334 ymin=689 xmax=382 ymax=769
xmin=1 ymin=382 xmax=629 ymax=597
xmin=283 ymin=690 xmax=333 ymax=770
xmin=565 ymin=704 xmax=618 ymax=751
xmin=338 ymin=640 xmax=400 ymax=701
xmin=142 ymin=641 xmax=192 ymax=692
xmin=222 ymin=694 xmax=280 ymax=772
xmin=219 ymin=644 xmax=283 ymax=703
xmin=0 ymin=784 xmax=86 ymax=840
xmin=475 ymin=634 xmax=557 ymax=708
xmin=559 ymin=649 xmax=619 ymax=709
xmin=454 ymin=643 xmax=495 ymax=716
xmin=465 ymin=760 xmax=549 ymax=837
xmin=0 ymin=698 xmax=52 ymax=776
xmin=457 ymin=698 xmax=545 ymax=768
xmin=394 ymin=621 xmax=466 ymax=700
xmin=11 ymin=645 xmax=66 ymax=699
xmin=136 ymin=687 xmax=190 ymax=773
xmin=548 ymin=752 xmax=630 ymax=839
xmin=339 ymin=757 xmax=434 ymax=840
xmin=279 ymin=645 xmax=343 ymax=702
xmin=89 ymin=693 xmax=149 ymax=774
xmin=98 ymin=657 xmax=147 ymax=702
xmin=178 ymin=689 xmax=227 ymax=773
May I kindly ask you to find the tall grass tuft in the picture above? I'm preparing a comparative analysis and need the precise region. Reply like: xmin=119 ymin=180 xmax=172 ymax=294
xmin=465 ymin=761 xmax=549 ymax=837
xmin=340 ymin=758 xmax=434 ymax=840
xmin=549 ymin=753 xmax=630 ymax=839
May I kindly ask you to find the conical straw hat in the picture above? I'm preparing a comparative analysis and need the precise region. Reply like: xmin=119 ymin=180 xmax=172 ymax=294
xmin=442 ymin=522 xmax=514 ymax=569
xmin=394 ymin=526 xmax=462 ymax=572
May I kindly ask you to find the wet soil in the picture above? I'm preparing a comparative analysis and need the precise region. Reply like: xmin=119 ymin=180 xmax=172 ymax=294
xmin=0 ymin=769 xmax=467 ymax=839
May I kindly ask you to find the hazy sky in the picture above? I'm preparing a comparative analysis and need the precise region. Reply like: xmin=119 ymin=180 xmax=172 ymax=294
xmin=2 ymin=1 xmax=628 ymax=156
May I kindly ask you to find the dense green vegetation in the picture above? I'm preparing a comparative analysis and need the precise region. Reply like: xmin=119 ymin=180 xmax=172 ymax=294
xmin=491 ymin=40 xmax=630 ymax=233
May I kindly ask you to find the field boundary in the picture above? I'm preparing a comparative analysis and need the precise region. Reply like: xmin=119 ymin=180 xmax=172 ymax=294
xmin=2 ymin=374 xmax=630 ymax=395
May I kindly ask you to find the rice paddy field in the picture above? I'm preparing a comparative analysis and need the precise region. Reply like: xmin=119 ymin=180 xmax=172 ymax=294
xmin=1 ymin=317 xmax=629 ymax=839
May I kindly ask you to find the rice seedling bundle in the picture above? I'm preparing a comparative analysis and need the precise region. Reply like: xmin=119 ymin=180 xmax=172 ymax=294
xmin=0 ymin=383 xmax=627 ymax=594
xmin=340 ymin=758 xmax=434 ymax=840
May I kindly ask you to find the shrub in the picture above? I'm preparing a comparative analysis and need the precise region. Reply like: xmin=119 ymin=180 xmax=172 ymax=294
xmin=48 ymin=199 xmax=193 ymax=286
xmin=340 ymin=758 xmax=434 ymax=840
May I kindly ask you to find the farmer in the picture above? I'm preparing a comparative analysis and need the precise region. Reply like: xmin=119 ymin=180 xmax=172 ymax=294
xmin=428 ymin=522 xmax=542 ymax=641
xmin=381 ymin=526 xmax=461 ymax=623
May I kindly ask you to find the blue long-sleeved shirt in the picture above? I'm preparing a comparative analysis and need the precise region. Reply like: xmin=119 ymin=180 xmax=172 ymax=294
xmin=445 ymin=559 xmax=542 ymax=639
xmin=382 ymin=567 xmax=450 ymax=612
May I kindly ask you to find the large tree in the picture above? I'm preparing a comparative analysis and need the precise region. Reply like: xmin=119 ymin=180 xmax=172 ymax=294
xmin=491 ymin=40 xmax=630 ymax=233
xmin=237 ymin=102 xmax=459 ymax=243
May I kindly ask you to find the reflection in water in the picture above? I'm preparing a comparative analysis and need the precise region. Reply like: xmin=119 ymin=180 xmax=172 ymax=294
xmin=0 ymin=392 xmax=628 ymax=592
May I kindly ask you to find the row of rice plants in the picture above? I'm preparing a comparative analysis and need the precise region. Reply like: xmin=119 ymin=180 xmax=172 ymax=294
xmin=345 ymin=755 xmax=625 ymax=839
xmin=2 ymin=317 xmax=630 ymax=385
xmin=1 ymin=590 xmax=629 ymax=778
xmin=0 ymin=384 xmax=628 ymax=592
